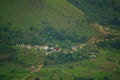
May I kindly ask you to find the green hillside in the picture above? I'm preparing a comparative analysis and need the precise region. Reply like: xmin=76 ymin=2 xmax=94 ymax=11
xmin=67 ymin=0 xmax=120 ymax=30
xmin=0 ymin=0 xmax=100 ymax=45
xmin=0 ymin=0 xmax=120 ymax=80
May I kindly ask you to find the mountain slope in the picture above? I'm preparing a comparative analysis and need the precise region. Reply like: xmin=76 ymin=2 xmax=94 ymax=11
xmin=0 ymin=0 xmax=100 ymax=45
xmin=67 ymin=0 xmax=120 ymax=30
xmin=0 ymin=0 xmax=120 ymax=80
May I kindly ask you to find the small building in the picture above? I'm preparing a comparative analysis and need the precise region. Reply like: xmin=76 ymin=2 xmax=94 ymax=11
xmin=54 ymin=47 xmax=62 ymax=52
xmin=50 ymin=47 xmax=54 ymax=50
xmin=63 ymin=49 xmax=69 ymax=54
xmin=35 ymin=45 xmax=39 ymax=50
xmin=71 ymin=46 xmax=78 ymax=51
xmin=90 ymin=55 xmax=96 ymax=58
xmin=26 ymin=44 xmax=32 ymax=49
xmin=39 ymin=44 xmax=49 ymax=51
xmin=45 ymin=52 xmax=52 ymax=56
xmin=90 ymin=52 xmax=97 ymax=58
xmin=21 ymin=43 xmax=26 ymax=48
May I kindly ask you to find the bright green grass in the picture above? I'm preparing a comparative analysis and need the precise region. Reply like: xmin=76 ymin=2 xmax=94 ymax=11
xmin=0 ymin=0 xmax=100 ymax=38
xmin=37 ymin=61 xmax=115 ymax=80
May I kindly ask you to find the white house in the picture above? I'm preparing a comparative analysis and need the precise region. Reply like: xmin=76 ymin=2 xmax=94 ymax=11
xmin=90 ymin=54 xmax=96 ymax=58
xmin=39 ymin=44 xmax=49 ymax=51
xmin=71 ymin=46 xmax=78 ymax=51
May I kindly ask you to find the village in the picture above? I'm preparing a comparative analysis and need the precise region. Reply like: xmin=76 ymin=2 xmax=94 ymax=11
xmin=16 ymin=43 xmax=98 ymax=58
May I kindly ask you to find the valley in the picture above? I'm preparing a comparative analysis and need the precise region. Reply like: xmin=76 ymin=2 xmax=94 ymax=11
xmin=0 ymin=0 xmax=120 ymax=80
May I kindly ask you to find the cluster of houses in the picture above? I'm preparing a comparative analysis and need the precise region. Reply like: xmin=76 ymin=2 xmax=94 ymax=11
xmin=16 ymin=44 xmax=32 ymax=49
xmin=16 ymin=43 xmax=84 ymax=53
xmin=16 ymin=43 xmax=98 ymax=58
xmin=16 ymin=43 xmax=80 ymax=53
xmin=16 ymin=44 xmax=53 ymax=51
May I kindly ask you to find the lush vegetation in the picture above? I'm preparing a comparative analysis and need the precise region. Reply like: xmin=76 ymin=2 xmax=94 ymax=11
xmin=97 ymin=39 xmax=120 ymax=49
xmin=0 ymin=0 xmax=100 ymax=46
xmin=0 ymin=24 xmax=88 ymax=46
xmin=67 ymin=0 xmax=120 ymax=30
xmin=0 ymin=0 xmax=120 ymax=80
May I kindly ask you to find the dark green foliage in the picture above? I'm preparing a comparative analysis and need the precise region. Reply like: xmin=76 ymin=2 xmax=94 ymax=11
xmin=0 ymin=25 xmax=26 ymax=45
xmin=59 ymin=77 xmax=63 ymax=80
xmin=0 ymin=24 xmax=88 ymax=46
xmin=0 ymin=43 xmax=16 ymax=54
xmin=49 ymin=76 xmax=54 ymax=80
xmin=103 ymin=34 xmax=119 ymax=39
xmin=42 ymin=26 xmax=88 ymax=43
xmin=103 ymin=77 xmax=110 ymax=80
xmin=73 ymin=76 xmax=94 ymax=80
xmin=0 ymin=25 xmax=10 ymax=44
xmin=67 ymin=0 xmax=120 ymax=30
xmin=34 ymin=77 xmax=40 ymax=80
xmin=0 ymin=74 xmax=9 ymax=80
xmin=8 ymin=50 xmax=44 ymax=67
xmin=97 ymin=39 xmax=120 ymax=49
xmin=45 ymin=45 xmax=95 ymax=65
xmin=114 ymin=67 xmax=120 ymax=75
xmin=45 ymin=51 xmax=89 ymax=64
xmin=110 ymin=17 xmax=120 ymax=25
